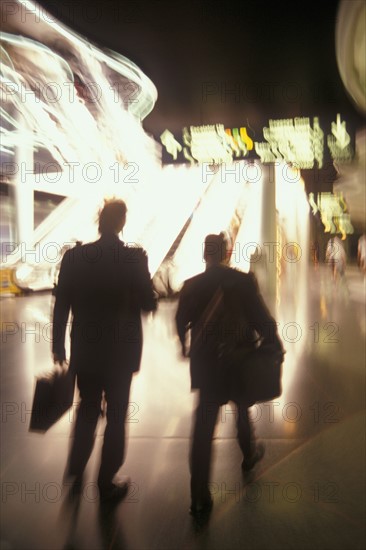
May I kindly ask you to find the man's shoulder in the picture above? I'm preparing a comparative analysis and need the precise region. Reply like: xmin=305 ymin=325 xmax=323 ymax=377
xmin=225 ymin=266 xmax=254 ymax=281
xmin=62 ymin=241 xmax=101 ymax=260
xmin=224 ymin=267 xmax=259 ymax=292
xmin=123 ymin=242 xmax=147 ymax=256
xmin=58 ymin=240 xmax=146 ymax=271
xmin=77 ymin=240 xmax=147 ymax=258
xmin=183 ymin=267 xmax=254 ymax=286
xmin=121 ymin=243 xmax=149 ymax=264
xmin=186 ymin=270 xmax=207 ymax=284
xmin=181 ymin=272 xmax=207 ymax=293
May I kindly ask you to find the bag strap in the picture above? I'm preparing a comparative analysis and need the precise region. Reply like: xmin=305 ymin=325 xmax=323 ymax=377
xmin=190 ymin=285 xmax=224 ymax=352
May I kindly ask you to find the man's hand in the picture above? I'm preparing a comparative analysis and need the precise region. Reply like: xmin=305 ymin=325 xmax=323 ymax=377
xmin=181 ymin=344 xmax=189 ymax=358
xmin=53 ymin=353 xmax=66 ymax=366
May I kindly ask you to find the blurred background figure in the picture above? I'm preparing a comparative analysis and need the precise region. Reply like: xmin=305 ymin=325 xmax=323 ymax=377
xmin=357 ymin=234 xmax=366 ymax=274
xmin=325 ymin=235 xmax=347 ymax=282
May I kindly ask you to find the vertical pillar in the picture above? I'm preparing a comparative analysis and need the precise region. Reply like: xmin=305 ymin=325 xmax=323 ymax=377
xmin=14 ymin=121 xmax=34 ymax=253
xmin=261 ymin=163 xmax=277 ymax=310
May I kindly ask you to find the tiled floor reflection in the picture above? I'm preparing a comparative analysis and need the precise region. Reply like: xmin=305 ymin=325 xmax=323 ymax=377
xmin=1 ymin=266 xmax=365 ymax=549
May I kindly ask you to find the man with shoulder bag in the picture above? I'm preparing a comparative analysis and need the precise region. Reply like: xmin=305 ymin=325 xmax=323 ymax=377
xmin=176 ymin=232 xmax=284 ymax=518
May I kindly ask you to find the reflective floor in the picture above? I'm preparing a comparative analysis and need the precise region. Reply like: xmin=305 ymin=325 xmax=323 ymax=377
xmin=1 ymin=265 xmax=365 ymax=550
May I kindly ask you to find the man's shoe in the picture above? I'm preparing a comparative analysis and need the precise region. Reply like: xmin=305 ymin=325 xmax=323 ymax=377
xmin=70 ymin=478 xmax=83 ymax=496
xmin=63 ymin=474 xmax=84 ymax=501
xmin=189 ymin=497 xmax=213 ymax=518
xmin=99 ymin=477 xmax=130 ymax=503
xmin=242 ymin=443 xmax=265 ymax=472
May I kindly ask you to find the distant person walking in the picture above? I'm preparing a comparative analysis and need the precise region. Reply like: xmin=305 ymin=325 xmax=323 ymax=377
xmin=52 ymin=199 xmax=156 ymax=501
xmin=176 ymin=233 xmax=283 ymax=518
xmin=357 ymin=234 xmax=366 ymax=274
xmin=325 ymin=235 xmax=347 ymax=281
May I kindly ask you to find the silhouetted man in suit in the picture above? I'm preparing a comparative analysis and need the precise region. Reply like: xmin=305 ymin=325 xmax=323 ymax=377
xmin=53 ymin=199 xmax=157 ymax=501
xmin=176 ymin=233 xmax=283 ymax=517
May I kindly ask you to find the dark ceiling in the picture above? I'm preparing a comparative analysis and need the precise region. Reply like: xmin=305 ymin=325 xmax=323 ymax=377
xmin=36 ymin=0 xmax=364 ymax=139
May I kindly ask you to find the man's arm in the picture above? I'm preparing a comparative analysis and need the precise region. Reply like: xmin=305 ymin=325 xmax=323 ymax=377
xmin=52 ymin=250 xmax=72 ymax=364
xmin=134 ymin=248 xmax=157 ymax=313
xmin=245 ymin=273 xmax=284 ymax=354
xmin=175 ymin=282 xmax=191 ymax=356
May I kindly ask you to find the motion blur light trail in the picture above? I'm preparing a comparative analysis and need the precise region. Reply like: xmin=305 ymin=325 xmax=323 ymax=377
xmin=1 ymin=0 xmax=310 ymax=361
xmin=1 ymin=2 xmax=229 ymax=280
xmin=275 ymin=163 xmax=310 ymax=402
xmin=171 ymin=162 xmax=257 ymax=289
xmin=1 ymin=0 xmax=160 ymax=268
xmin=230 ymin=162 xmax=265 ymax=274
xmin=0 ymin=30 xmax=157 ymax=172
xmin=1 ymin=1 xmax=158 ymax=185
xmin=1 ymin=2 xmax=265 ymax=283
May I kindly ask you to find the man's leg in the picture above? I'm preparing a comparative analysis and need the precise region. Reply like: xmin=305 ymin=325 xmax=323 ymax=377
xmin=235 ymin=401 xmax=255 ymax=458
xmin=190 ymin=390 xmax=220 ymax=505
xmin=97 ymin=369 xmax=133 ymax=490
xmin=66 ymin=373 xmax=102 ymax=480
xmin=235 ymin=401 xmax=265 ymax=471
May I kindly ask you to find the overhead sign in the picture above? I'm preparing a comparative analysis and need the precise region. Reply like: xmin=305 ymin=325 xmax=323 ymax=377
xmin=160 ymin=129 xmax=182 ymax=160
xmin=160 ymin=114 xmax=353 ymax=168
xmin=314 ymin=191 xmax=354 ymax=237
xmin=225 ymin=127 xmax=254 ymax=156
xmin=255 ymin=117 xmax=325 ymax=168
xmin=327 ymin=114 xmax=353 ymax=163
xmin=183 ymin=124 xmax=233 ymax=164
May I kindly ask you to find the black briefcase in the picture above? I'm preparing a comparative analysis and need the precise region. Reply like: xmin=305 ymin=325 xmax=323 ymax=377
xmin=29 ymin=366 xmax=75 ymax=432
xmin=227 ymin=345 xmax=284 ymax=404
xmin=242 ymin=347 xmax=283 ymax=403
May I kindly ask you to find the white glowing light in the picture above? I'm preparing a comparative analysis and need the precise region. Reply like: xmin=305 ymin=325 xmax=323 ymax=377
xmin=14 ymin=264 xmax=33 ymax=281
xmin=229 ymin=162 xmax=264 ymax=273
xmin=336 ymin=0 xmax=366 ymax=114
xmin=160 ymin=129 xmax=182 ymax=160
xmin=327 ymin=114 xmax=353 ymax=162
xmin=189 ymin=124 xmax=233 ymax=164
xmin=123 ymin=164 xmax=214 ymax=276
xmin=160 ymin=116 xmax=351 ymax=169
xmin=275 ymin=163 xmax=310 ymax=398
xmin=312 ymin=117 xmax=324 ymax=168
xmin=10 ymin=0 xmax=157 ymax=119
xmin=1 ymin=1 xmax=163 ymax=271
xmin=317 ymin=192 xmax=354 ymax=236
xmin=255 ymin=117 xmax=323 ymax=169
xmin=170 ymin=161 xmax=255 ymax=288
xmin=254 ymin=141 xmax=276 ymax=163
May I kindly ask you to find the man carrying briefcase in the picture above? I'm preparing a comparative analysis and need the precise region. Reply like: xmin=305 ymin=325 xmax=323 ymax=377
xmin=52 ymin=199 xmax=157 ymax=502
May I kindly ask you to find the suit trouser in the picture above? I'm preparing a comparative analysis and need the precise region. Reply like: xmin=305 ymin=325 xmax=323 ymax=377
xmin=190 ymin=388 xmax=255 ymax=502
xmin=66 ymin=368 xmax=133 ymax=488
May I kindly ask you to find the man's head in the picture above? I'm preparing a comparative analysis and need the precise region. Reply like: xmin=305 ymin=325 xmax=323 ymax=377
xmin=203 ymin=232 xmax=228 ymax=266
xmin=98 ymin=199 xmax=127 ymax=235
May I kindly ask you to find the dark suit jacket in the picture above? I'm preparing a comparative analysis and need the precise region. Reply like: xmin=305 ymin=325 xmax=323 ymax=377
xmin=176 ymin=265 xmax=282 ymax=391
xmin=52 ymin=234 xmax=157 ymax=374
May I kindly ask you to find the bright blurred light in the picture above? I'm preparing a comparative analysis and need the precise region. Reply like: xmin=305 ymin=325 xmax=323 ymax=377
xmin=336 ymin=0 xmax=366 ymax=114
xmin=275 ymin=163 xmax=310 ymax=400
xmin=14 ymin=264 xmax=33 ymax=282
